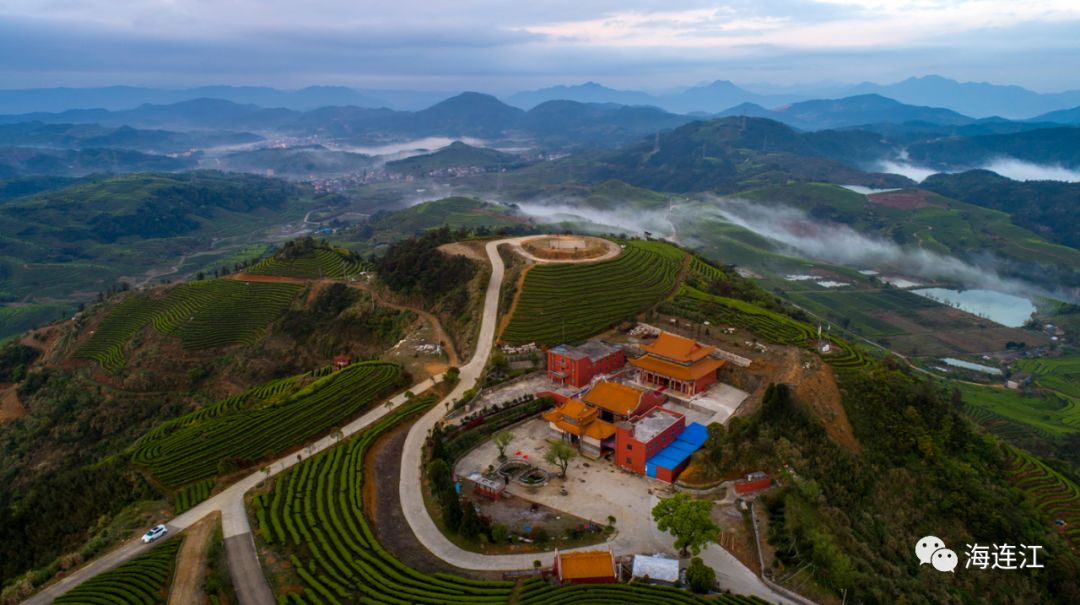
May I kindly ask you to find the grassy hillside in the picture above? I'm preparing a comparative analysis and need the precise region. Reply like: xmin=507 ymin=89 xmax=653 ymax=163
xmin=366 ymin=197 xmax=523 ymax=241
xmin=385 ymin=141 xmax=523 ymax=176
xmin=0 ymin=171 xmax=312 ymax=311
xmin=922 ymin=170 xmax=1080 ymax=250
xmin=215 ymin=145 xmax=374 ymax=178
xmin=735 ymin=182 xmax=1080 ymax=287
xmin=584 ymin=118 xmax=912 ymax=193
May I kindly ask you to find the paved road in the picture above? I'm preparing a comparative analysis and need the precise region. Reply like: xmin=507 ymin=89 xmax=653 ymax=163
xmin=23 ymin=235 xmax=796 ymax=605
xmin=225 ymin=535 xmax=275 ymax=605
xmin=396 ymin=239 xmax=800 ymax=604
xmin=22 ymin=372 xmax=440 ymax=605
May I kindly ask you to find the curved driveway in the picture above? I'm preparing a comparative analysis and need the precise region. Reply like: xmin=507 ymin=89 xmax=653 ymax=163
xmin=24 ymin=236 xmax=795 ymax=605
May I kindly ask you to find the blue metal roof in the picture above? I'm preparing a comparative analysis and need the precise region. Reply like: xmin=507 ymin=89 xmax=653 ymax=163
xmin=646 ymin=422 xmax=709 ymax=471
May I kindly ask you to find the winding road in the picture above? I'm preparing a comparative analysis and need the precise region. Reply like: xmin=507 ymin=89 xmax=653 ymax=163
xmin=23 ymin=235 xmax=796 ymax=605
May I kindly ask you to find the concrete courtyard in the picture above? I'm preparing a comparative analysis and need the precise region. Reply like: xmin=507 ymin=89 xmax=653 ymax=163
xmin=455 ymin=417 xmax=675 ymax=556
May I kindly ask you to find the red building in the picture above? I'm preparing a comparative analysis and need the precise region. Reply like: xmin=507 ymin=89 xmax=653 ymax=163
xmin=615 ymin=409 xmax=708 ymax=483
xmin=553 ymin=548 xmax=617 ymax=584
xmin=547 ymin=341 xmax=625 ymax=388
xmin=630 ymin=332 xmax=724 ymax=396
xmin=735 ymin=471 xmax=772 ymax=495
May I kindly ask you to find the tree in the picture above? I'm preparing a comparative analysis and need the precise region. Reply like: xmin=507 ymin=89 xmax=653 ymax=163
xmin=459 ymin=499 xmax=484 ymax=538
xmin=685 ymin=557 xmax=716 ymax=593
xmin=651 ymin=493 xmax=720 ymax=556
xmin=493 ymin=431 xmax=515 ymax=461
xmin=544 ymin=440 xmax=577 ymax=478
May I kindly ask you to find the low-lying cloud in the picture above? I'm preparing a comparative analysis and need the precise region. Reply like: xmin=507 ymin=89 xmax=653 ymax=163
xmin=981 ymin=158 xmax=1080 ymax=182
xmin=508 ymin=195 xmax=1075 ymax=301
xmin=877 ymin=156 xmax=1080 ymax=183
xmin=510 ymin=201 xmax=679 ymax=239
xmin=875 ymin=159 xmax=941 ymax=183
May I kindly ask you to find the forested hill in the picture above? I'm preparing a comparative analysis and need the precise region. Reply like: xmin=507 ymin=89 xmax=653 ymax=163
xmin=1 ymin=171 xmax=299 ymax=247
xmin=922 ymin=170 xmax=1080 ymax=248
xmin=585 ymin=117 xmax=913 ymax=192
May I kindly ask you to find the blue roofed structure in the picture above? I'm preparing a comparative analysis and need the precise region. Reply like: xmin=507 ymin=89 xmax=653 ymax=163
xmin=645 ymin=422 xmax=708 ymax=478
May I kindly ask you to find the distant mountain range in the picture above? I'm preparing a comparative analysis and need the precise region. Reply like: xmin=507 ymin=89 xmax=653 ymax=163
xmin=4 ymin=75 xmax=1080 ymax=120
xmin=0 ymin=94 xmax=698 ymax=147
xmin=717 ymin=94 xmax=973 ymax=130
xmin=509 ymin=76 xmax=1080 ymax=120
xmin=3 ymin=91 xmax=1079 ymax=179
xmin=0 ymin=85 xmax=456 ymax=114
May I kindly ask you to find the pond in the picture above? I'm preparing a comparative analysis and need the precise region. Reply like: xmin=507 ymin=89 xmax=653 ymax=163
xmin=941 ymin=358 xmax=1003 ymax=376
xmin=912 ymin=288 xmax=1036 ymax=327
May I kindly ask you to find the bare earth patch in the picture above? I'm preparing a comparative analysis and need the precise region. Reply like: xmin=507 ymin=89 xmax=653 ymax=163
xmin=867 ymin=190 xmax=943 ymax=210
xmin=169 ymin=512 xmax=219 ymax=605
xmin=0 ymin=384 xmax=26 ymax=423
xmin=521 ymin=235 xmax=611 ymax=260
xmin=439 ymin=241 xmax=488 ymax=262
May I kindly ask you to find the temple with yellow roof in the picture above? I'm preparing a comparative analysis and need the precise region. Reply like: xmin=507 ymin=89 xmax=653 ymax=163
xmin=629 ymin=331 xmax=725 ymax=396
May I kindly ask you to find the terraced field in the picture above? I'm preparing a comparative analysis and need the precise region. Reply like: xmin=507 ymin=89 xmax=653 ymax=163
xmin=74 ymin=296 xmax=163 ymax=373
xmin=74 ymin=279 xmax=302 ymax=372
xmin=963 ymin=404 xmax=1056 ymax=446
xmin=501 ymin=241 xmax=684 ymax=345
xmin=248 ymin=248 xmax=368 ymax=280
xmin=1016 ymin=356 xmax=1080 ymax=429
xmin=666 ymin=286 xmax=870 ymax=375
xmin=173 ymin=478 xmax=215 ymax=514
xmin=956 ymin=383 xmax=1076 ymax=438
xmin=1005 ymin=447 xmax=1080 ymax=547
xmin=154 ymin=280 xmax=303 ymax=350
xmin=251 ymin=400 xmax=764 ymax=605
xmin=52 ymin=538 xmax=181 ymax=605
xmin=129 ymin=362 xmax=401 ymax=487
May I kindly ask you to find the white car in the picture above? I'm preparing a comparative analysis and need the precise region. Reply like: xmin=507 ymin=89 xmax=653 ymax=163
xmin=141 ymin=524 xmax=168 ymax=544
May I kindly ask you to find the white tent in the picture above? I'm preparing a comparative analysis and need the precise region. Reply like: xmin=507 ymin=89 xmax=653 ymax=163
xmin=631 ymin=555 xmax=680 ymax=583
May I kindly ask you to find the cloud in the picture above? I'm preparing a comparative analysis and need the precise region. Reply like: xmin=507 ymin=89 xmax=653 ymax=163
xmin=875 ymin=160 xmax=941 ymax=183
xmin=982 ymin=158 xmax=1080 ymax=182
xmin=507 ymin=194 xmax=1074 ymax=301
xmin=1 ymin=2 xmax=1079 ymax=90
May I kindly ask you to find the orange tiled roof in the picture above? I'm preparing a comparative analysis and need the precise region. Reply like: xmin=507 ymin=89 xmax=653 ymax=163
xmin=557 ymin=550 xmax=615 ymax=580
xmin=583 ymin=381 xmax=644 ymax=417
xmin=551 ymin=417 xmax=616 ymax=440
xmin=640 ymin=332 xmax=714 ymax=363
xmin=543 ymin=399 xmax=615 ymax=440
xmin=542 ymin=398 xmax=593 ymax=423
xmin=631 ymin=354 xmax=724 ymax=381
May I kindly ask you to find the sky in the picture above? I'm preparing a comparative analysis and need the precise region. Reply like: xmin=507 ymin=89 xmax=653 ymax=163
xmin=2 ymin=0 xmax=1080 ymax=91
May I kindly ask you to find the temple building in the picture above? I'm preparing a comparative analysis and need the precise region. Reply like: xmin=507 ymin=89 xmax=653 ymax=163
xmin=541 ymin=397 xmax=616 ymax=458
xmin=580 ymin=381 xmax=666 ymax=422
xmin=546 ymin=340 xmax=625 ymax=388
xmin=630 ymin=332 xmax=725 ymax=396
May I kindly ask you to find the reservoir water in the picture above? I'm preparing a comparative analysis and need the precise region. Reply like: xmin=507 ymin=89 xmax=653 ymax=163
xmin=912 ymin=288 xmax=1036 ymax=327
